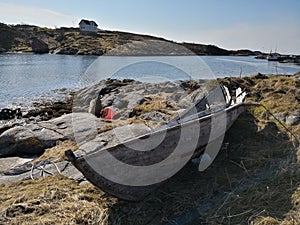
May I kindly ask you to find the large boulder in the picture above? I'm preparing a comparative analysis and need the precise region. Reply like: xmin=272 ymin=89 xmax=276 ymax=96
xmin=0 ymin=113 xmax=106 ymax=157
xmin=0 ymin=156 xmax=32 ymax=174
xmin=31 ymin=37 xmax=49 ymax=54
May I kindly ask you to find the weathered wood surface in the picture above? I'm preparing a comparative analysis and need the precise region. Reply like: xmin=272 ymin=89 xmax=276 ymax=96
xmin=66 ymin=102 xmax=246 ymax=201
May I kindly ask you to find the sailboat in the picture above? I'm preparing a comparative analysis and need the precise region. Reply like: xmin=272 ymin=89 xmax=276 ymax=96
xmin=267 ymin=48 xmax=280 ymax=61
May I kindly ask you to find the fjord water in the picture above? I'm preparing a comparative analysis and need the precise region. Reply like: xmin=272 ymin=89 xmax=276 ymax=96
xmin=0 ymin=53 xmax=299 ymax=107
xmin=0 ymin=54 xmax=97 ymax=107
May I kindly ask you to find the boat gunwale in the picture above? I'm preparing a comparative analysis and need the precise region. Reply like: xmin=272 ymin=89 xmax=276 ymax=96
xmin=76 ymin=101 xmax=246 ymax=159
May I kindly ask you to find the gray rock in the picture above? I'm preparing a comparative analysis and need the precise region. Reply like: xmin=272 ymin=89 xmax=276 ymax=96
xmin=0 ymin=113 xmax=106 ymax=157
xmin=73 ymin=82 xmax=106 ymax=113
xmin=53 ymin=48 xmax=78 ymax=55
xmin=31 ymin=37 xmax=49 ymax=54
xmin=58 ymin=161 xmax=85 ymax=181
xmin=285 ymin=112 xmax=300 ymax=126
xmin=0 ymin=157 xmax=33 ymax=174
xmin=0 ymin=125 xmax=61 ymax=157
xmin=73 ymin=79 xmax=195 ymax=121
xmin=89 ymin=50 xmax=104 ymax=56
xmin=76 ymin=50 xmax=87 ymax=55
xmin=2 ymin=161 xmax=33 ymax=175
xmin=0 ymin=120 xmax=25 ymax=135
xmin=88 ymin=98 xmax=97 ymax=114
xmin=0 ymin=171 xmax=30 ymax=184
xmin=273 ymin=113 xmax=286 ymax=124
xmin=53 ymin=48 xmax=63 ymax=54
xmin=0 ymin=159 xmax=85 ymax=184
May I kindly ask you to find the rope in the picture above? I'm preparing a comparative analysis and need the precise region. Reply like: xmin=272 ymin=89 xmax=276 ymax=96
xmin=247 ymin=102 xmax=299 ymax=146
xmin=30 ymin=160 xmax=61 ymax=180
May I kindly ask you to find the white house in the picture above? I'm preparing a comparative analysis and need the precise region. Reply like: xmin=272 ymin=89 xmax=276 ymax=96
xmin=79 ymin=19 xmax=98 ymax=33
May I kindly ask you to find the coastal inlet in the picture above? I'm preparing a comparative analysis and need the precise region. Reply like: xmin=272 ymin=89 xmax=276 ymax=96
xmin=1 ymin=54 xmax=300 ymax=108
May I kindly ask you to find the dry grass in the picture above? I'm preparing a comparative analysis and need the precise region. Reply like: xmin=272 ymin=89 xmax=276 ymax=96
xmin=250 ymin=76 xmax=300 ymax=117
xmin=220 ymin=74 xmax=300 ymax=142
xmin=130 ymin=95 xmax=176 ymax=117
xmin=0 ymin=175 xmax=117 ymax=225
xmin=201 ymin=74 xmax=300 ymax=225
xmin=254 ymin=217 xmax=281 ymax=225
xmin=252 ymin=183 xmax=300 ymax=225
xmin=33 ymin=140 xmax=78 ymax=163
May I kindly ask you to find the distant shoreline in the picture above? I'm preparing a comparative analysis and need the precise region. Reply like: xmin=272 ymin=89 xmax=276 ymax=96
xmin=0 ymin=22 xmax=269 ymax=57
xmin=2 ymin=51 xmax=300 ymax=66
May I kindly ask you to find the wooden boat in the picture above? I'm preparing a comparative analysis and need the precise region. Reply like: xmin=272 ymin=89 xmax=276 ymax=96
xmin=66 ymin=86 xmax=247 ymax=201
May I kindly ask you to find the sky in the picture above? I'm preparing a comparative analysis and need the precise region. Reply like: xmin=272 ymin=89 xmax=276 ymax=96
xmin=0 ymin=0 xmax=300 ymax=54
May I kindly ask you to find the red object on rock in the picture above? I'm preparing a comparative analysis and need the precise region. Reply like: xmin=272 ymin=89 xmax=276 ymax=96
xmin=101 ymin=107 xmax=115 ymax=120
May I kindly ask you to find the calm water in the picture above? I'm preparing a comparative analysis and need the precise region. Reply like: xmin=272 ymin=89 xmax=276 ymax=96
xmin=0 ymin=53 xmax=299 ymax=107
xmin=0 ymin=54 xmax=97 ymax=107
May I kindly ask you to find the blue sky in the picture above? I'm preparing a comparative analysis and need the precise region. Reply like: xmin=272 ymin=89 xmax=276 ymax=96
xmin=0 ymin=0 xmax=300 ymax=54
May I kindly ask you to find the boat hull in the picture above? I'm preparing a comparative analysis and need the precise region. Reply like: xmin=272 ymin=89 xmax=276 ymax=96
xmin=66 ymin=103 xmax=246 ymax=201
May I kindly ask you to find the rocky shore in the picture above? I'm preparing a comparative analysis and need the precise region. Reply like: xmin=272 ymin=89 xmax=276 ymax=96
xmin=0 ymin=79 xmax=203 ymax=181
xmin=0 ymin=73 xmax=300 ymax=224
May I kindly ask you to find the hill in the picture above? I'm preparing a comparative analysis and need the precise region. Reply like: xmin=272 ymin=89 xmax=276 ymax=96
xmin=0 ymin=23 xmax=259 ymax=56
